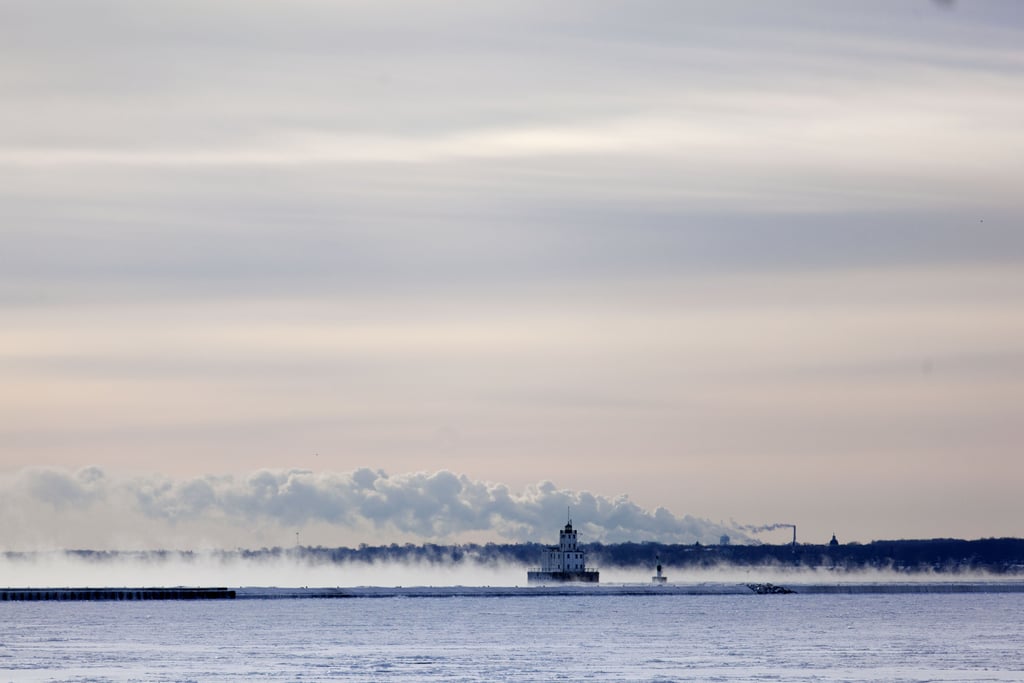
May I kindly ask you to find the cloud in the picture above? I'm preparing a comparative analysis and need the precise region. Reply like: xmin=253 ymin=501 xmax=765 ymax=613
xmin=1 ymin=467 xmax=742 ymax=549
xmin=23 ymin=465 xmax=106 ymax=510
xmin=3 ymin=2 xmax=1022 ymax=215
xmin=2 ymin=105 xmax=1021 ymax=214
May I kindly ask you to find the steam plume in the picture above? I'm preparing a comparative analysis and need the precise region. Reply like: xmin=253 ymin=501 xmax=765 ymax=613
xmin=737 ymin=523 xmax=796 ymax=534
xmin=1 ymin=467 xmax=743 ymax=549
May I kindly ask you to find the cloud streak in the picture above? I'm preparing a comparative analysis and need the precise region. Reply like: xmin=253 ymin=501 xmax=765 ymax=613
xmin=0 ymin=467 xmax=742 ymax=550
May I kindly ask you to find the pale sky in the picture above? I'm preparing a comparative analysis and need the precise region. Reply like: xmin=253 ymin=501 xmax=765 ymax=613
xmin=2 ymin=0 xmax=1023 ymax=550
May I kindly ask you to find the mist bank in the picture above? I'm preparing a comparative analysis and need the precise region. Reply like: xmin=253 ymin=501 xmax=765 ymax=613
xmin=597 ymin=537 xmax=1024 ymax=575
xmin=3 ymin=538 xmax=1022 ymax=589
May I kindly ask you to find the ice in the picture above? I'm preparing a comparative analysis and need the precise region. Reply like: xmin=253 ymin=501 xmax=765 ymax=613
xmin=1 ymin=593 xmax=1023 ymax=681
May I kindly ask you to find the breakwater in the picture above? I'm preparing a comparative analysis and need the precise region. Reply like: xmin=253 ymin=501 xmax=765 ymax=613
xmin=1 ymin=587 xmax=235 ymax=601
xmin=786 ymin=582 xmax=1024 ymax=594
xmin=235 ymin=581 xmax=1024 ymax=599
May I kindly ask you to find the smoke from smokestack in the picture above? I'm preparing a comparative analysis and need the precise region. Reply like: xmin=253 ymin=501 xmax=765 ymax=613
xmin=735 ymin=522 xmax=797 ymax=546
xmin=736 ymin=522 xmax=794 ymax=534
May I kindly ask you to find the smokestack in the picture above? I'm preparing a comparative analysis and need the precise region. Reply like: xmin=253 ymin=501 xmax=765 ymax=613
xmin=736 ymin=521 xmax=798 ymax=549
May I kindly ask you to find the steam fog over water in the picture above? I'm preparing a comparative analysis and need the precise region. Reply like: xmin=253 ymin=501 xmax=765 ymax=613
xmin=1 ymin=552 xmax=1018 ymax=589
xmin=0 ymin=553 xmax=524 ymax=589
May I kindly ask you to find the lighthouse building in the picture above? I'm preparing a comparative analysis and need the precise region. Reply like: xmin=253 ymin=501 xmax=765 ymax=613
xmin=527 ymin=519 xmax=599 ymax=583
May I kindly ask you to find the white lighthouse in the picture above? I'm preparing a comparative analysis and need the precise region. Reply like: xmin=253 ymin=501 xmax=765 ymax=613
xmin=527 ymin=513 xmax=599 ymax=584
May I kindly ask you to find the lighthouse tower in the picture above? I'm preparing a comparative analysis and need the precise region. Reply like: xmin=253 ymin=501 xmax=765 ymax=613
xmin=652 ymin=555 xmax=668 ymax=584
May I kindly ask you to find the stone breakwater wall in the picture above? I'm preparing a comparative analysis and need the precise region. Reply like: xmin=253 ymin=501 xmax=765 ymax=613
xmin=0 ymin=587 xmax=235 ymax=601
xmin=235 ymin=582 xmax=1024 ymax=598
xmin=787 ymin=582 xmax=1024 ymax=594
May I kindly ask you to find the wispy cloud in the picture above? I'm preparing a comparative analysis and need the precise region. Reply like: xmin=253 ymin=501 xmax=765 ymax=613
xmin=3 ymin=100 xmax=1021 ymax=212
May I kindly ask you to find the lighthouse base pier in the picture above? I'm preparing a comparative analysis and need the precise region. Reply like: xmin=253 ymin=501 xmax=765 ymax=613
xmin=526 ymin=570 xmax=600 ymax=584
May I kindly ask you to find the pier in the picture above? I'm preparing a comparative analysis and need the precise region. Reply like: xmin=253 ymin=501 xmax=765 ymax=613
xmin=0 ymin=587 xmax=236 ymax=601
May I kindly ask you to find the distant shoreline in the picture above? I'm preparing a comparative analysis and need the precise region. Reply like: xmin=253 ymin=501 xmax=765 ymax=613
xmin=6 ymin=537 xmax=1024 ymax=576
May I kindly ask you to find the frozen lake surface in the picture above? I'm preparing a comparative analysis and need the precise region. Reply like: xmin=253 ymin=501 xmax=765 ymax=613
xmin=2 ymin=592 xmax=1023 ymax=682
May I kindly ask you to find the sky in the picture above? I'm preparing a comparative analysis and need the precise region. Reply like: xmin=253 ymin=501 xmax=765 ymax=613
xmin=2 ymin=0 xmax=1023 ymax=552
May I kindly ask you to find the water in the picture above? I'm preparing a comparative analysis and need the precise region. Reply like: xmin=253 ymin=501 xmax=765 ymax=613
xmin=2 ymin=594 xmax=1022 ymax=682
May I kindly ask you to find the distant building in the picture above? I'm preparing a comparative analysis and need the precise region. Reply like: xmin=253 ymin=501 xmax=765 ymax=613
xmin=829 ymin=533 xmax=839 ymax=547
xmin=720 ymin=535 xmax=731 ymax=546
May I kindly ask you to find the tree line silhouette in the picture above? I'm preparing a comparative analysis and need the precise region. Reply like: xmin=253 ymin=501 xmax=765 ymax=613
xmin=23 ymin=537 xmax=1023 ymax=574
